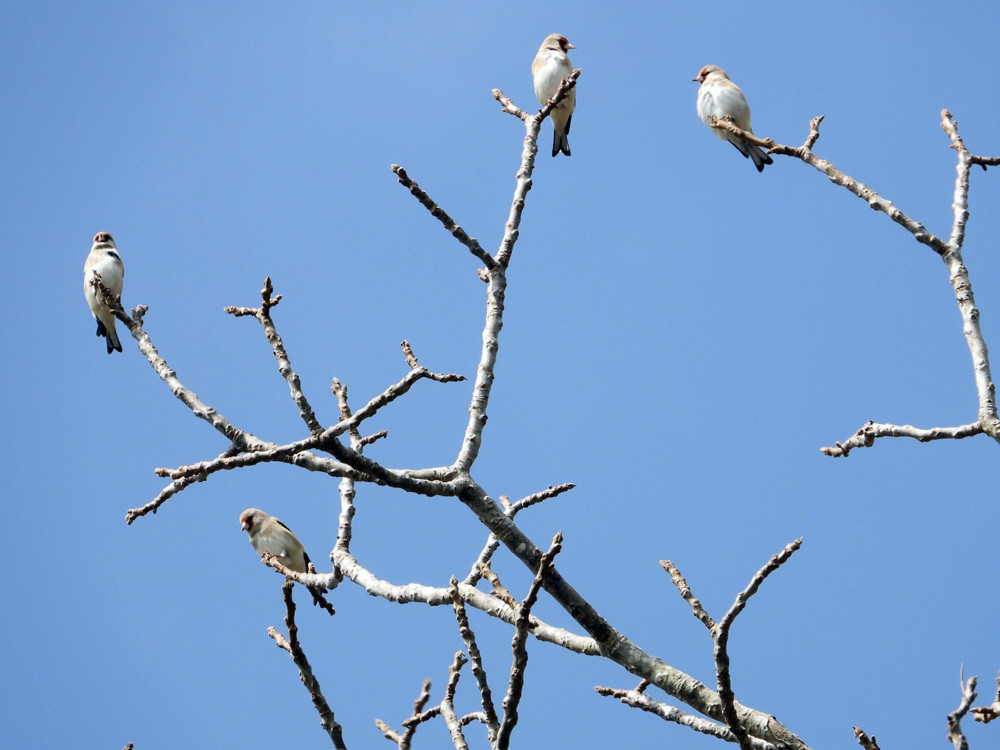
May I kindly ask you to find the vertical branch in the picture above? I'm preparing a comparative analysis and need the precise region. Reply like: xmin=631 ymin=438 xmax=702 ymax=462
xmin=455 ymin=74 xmax=581 ymax=473
xmin=940 ymin=111 xmax=1000 ymax=439
xmin=947 ymin=669 xmax=978 ymax=750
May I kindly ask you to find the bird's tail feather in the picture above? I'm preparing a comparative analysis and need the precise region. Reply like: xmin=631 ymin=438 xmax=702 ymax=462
xmin=553 ymin=131 xmax=571 ymax=157
xmin=749 ymin=144 xmax=773 ymax=172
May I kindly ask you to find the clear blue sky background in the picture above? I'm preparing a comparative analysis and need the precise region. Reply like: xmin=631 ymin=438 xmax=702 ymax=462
xmin=3 ymin=2 xmax=998 ymax=748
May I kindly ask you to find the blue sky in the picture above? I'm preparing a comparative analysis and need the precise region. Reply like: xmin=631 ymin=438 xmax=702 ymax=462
xmin=3 ymin=1 xmax=999 ymax=748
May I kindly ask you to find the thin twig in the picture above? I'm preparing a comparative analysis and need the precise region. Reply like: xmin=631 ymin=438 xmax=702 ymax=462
xmin=440 ymin=652 xmax=470 ymax=750
xmin=390 ymin=165 xmax=495 ymax=269
xmin=972 ymin=670 xmax=1000 ymax=723
xmin=660 ymin=559 xmax=716 ymax=631
xmin=224 ymin=276 xmax=323 ymax=436
xmin=449 ymin=578 xmax=499 ymax=742
xmin=596 ymin=686 xmax=776 ymax=750
xmin=714 ymin=539 xmax=803 ymax=750
xmin=267 ymin=581 xmax=347 ymax=748
xmin=496 ymin=532 xmax=562 ymax=750
xmin=820 ymin=421 xmax=983 ymax=457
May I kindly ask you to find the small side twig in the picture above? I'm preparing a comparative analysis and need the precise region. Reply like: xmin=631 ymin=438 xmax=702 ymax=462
xmin=820 ymin=420 xmax=983 ymax=457
xmin=391 ymin=164 xmax=495 ymax=269
xmin=660 ymin=559 xmax=716 ymax=631
xmin=972 ymin=670 xmax=1000 ymax=723
xmin=224 ymin=277 xmax=323 ymax=437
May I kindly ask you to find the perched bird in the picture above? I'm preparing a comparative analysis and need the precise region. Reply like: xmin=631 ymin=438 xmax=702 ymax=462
xmin=694 ymin=65 xmax=773 ymax=172
xmin=83 ymin=231 xmax=125 ymax=353
xmin=532 ymin=33 xmax=576 ymax=157
xmin=240 ymin=508 xmax=311 ymax=573
xmin=240 ymin=508 xmax=335 ymax=613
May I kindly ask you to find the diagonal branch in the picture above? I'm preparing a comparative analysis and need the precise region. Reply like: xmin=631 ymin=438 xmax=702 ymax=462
xmin=391 ymin=165 xmax=495 ymax=269
xmin=267 ymin=581 xmax=347 ymax=749
xmin=595 ymin=685 xmax=777 ymax=750
xmin=660 ymin=559 xmax=716 ymax=631
xmin=496 ymin=532 xmax=562 ymax=750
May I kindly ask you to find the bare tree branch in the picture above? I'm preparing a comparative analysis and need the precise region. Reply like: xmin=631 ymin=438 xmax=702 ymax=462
xmin=390 ymin=165 xmax=495 ymax=269
xmin=440 ymin=652 xmax=470 ymax=750
xmin=449 ymin=578 xmax=499 ymax=742
xmin=660 ymin=559 xmax=716 ymax=631
xmin=820 ymin=421 xmax=984 ymax=458
xmin=707 ymin=111 xmax=1000 ymax=451
xmin=972 ymin=670 xmax=1000 ymax=723
xmin=947 ymin=669 xmax=978 ymax=750
xmin=714 ymin=539 xmax=803 ymax=750
xmin=267 ymin=580 xmax=348 ymax=749
xmin=595 ymin=685 xmax=777 ymax=750
xmin=224 ymin=276 xmax=323 ymax=436
xmin=496 ymin=532 xmax=562 ymax=750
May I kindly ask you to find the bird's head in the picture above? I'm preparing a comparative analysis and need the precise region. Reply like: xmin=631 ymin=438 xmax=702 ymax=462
xmin=240 ymin=508 xmax=263 ymax=534
xmin=93 ymin=231 xmax=115 ymax=247
xmin=693 ymin=65 xmax=727 ymax=84
xmin=543 ymin=33 xmax=575 ymax=53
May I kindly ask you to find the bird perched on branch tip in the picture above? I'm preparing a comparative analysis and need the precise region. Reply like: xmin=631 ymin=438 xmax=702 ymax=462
xmin=83 ymin=231 xmax=124 ymax=353
xmin=694 ymin=64 xmax=773 ymax=172
xmin=532 ymin=33 xmax=576 ymax=157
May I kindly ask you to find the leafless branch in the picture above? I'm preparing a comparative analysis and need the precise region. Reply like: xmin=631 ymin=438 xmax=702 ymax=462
xmin=440 ymin=652 xmax=470 ymax=750
xmin=710 ymin=110 xmax=1000 ymax=451
xmin=714 ymin=539 xmax=803 ymax=750
xmin=596 ymin=685 xmax=777 ymax=750
xmin=390 ymin=165 xmax=495 ymax=269
xmin=449 ymin=578 xmax=499 ymax=742
xmin=333 ymin=547 xmax=600 ymax=654
xmin=496 ymin=532 xmax=562 ymax=750
xmin=267 ymin=580 xmax=347 ymax=749
xmin=224 ymin=276 xmax=323 ymax=435
xmin=820 ymin=421 xmax=984 ymax=457
xmin=660 ymin=559 xmax=716 ymax=631
xmin=260 ymin=553 xmax=336 ymax=615
xmin=947 ymin=669 xmax=978 ymax=750
xmin=464 ymin=483 xmax=575 ymax=586
xmin=972 ymin=670 xmax=1000 ymax=723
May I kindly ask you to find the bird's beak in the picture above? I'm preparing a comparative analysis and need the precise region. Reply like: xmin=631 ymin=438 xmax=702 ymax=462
xmin=693 ymin=74 xmax=704 ymax=83
xmin=566 ymin=42 xmax=576 ymax=50
xmin=240 ymin=520 xmax=250 ymax=531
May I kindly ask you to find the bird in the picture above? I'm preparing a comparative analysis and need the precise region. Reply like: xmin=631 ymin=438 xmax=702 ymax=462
xmin=83 ymin=231 xmax=125 ymax=353
xmin=240 ymin=508 xmax=336 ymax=613
xmin=532 ymin=33 xmax=576 ymax=157
xmin=694 ymin=65 xmax=773 ymax=172
xmin=240 ymin=508 xmax=312 ymax=573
